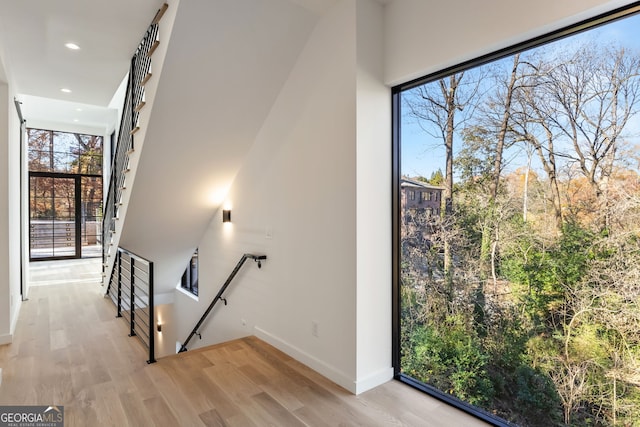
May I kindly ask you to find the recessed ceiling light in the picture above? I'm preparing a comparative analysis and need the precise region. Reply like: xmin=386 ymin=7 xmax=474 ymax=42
xmin=60 ymin=88 xmax=72 ymax=93
xmin=75 ymin=108 xmax=83 ymax=112
xmin=65 ymin=43 xmax=80 ymax=50
xmin=73 ymin=119 xmax=79 ymax=122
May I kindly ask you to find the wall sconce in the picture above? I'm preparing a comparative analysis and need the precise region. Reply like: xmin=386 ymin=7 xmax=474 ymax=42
xmin=157 ymin=323 xmax=162 ymax=332
xmin=222 ymin=210 xmax=231 ymax=223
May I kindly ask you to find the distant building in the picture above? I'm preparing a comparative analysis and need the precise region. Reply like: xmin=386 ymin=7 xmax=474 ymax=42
xmin=400 ymin=177 xmax=444 ymax=242
xmin=400 ymin=177 xmax=443 ymax=218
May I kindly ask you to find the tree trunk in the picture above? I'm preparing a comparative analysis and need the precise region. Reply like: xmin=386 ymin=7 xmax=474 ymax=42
xmin=443 ymin=75 xmax=458 ymax=293
xmin=490 ymin=53 xmax=520 ymax=201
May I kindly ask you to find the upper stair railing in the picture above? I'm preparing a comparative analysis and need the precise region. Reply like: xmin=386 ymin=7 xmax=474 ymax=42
xmin=178 ymin=253 xmax=267 ymax=353
xmin=102 ymin=3 xmax=168 ymax=281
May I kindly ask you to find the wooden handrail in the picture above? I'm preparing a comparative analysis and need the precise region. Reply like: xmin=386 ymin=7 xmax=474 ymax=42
xmin=151 ymin=3 xmax=168 ymax=25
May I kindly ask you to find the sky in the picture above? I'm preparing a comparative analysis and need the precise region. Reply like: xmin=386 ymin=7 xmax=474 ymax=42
xmin=400 ymin=11 xmax=640 ymax=180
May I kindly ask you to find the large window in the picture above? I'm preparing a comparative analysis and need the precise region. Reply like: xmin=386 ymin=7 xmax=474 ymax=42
xmin=28 ymin=128 xmax=103 ymax=259
xmin=28 ymin=129 xmax=103 ymax=175
xmin=393 ymin=6 xmax=640 ymax=427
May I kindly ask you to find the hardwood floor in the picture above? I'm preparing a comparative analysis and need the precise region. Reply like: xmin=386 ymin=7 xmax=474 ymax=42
xmin=0 ymin=261 xmax=489 ymax=426
xmin=28 ymin=257 xmax=102 ymax=287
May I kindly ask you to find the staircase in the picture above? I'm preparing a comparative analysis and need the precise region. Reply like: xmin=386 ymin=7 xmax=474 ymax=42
xmin=102 ymin=3 xmax=169 ymax=286
xmin=104 ymin=0 xmax=317 ymax=297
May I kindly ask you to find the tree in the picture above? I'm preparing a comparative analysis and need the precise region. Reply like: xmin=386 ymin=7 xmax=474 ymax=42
xmin=510 ymin=56 xmax=566 ymax=232
xmin=405 ymin=72 xmax=483 ymax=286
xmin=484 ymin=54 xmax=526 ymax=201
xmin=454 ymin=55 xmax=532 ymax=294
xmin=429 ymin=169 xmax=444 ymax=185
xmin=541 ymin=44 xmax=640 ymax=231
xmin=563 ymin=233 xmax=640 ymax=425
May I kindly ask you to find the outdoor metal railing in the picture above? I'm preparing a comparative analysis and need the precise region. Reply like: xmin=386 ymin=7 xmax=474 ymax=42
xmin=108 ymin=247 xmax=156 ymax=363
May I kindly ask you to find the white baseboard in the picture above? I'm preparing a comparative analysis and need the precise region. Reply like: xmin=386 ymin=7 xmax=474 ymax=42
xmin=254 ymin=326 xmax=357 ymax=394
xmin=0 ymin=333 xmax=12 ymax=346
xmin=10 ymin=298 xmax=22 ymax=334
xmin=354 ymin=366 xmax=394 ymax=394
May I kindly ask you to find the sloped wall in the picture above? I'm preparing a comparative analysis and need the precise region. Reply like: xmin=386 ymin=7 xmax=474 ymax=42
xmin=119 ymin=0 xmax=318 ymax=298
xmin=107 ymin=0 xmax=181 ymax=293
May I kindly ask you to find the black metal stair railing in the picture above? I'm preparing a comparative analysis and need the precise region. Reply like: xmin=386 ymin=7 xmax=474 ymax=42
xmin=108 ymin=247 xmax=156 ymax=364
xmin=100 ymin=3 xmax=167 ymax=364
xmin=102 ymin=13 xmax=163 ymax=278
xmin=179 ymin=254 xmax=267 ymax=353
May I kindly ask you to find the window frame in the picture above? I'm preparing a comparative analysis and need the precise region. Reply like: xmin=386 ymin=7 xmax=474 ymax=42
xmin=27 ymin=127 xmax=104 ymax=261
xmin=181 ymin=249 xmax=199 ymax=297
xmin=391 ymin=2 xmax=640 ymax=426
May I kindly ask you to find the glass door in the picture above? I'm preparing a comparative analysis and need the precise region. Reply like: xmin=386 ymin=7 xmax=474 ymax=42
xmin=29 ymin=174 xmax=79 ymax=260
xmin=80 ymin=176 xmax=103 ymax=258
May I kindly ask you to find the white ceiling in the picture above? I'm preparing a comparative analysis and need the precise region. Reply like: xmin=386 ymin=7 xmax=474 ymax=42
xmin=0 ymin=0 xmax=394 ymax=131
xmin=0 ymin=0 xmax=165 ymax=130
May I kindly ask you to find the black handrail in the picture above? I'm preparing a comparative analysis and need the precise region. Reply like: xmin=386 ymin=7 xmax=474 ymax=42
xmin=178 ymin=253 xmax=267 ymax=353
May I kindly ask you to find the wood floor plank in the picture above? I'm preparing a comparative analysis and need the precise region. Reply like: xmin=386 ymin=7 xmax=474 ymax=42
xmin=119 ymin=391 xmax=155 ymax=427
xmin=251 ymin=391 xmax=307 ymax=427
xmin=143 ymin=396 xmax=180 ymax=427
xmin=160 ymin=357 xmax=213 ymax=414
xmin=191 ymin=372 xmax=258 ymax=426
xmin=145 ymin=361 xmax=207 ymax=426
xmin=93 ymin=383 xmax=130 ymax=427
xmin=198 ymin=408 xmax=226 ymax=427
xmin=203 ymin=363 xmax=260 ymax=401
xmin=130 ymin=368 xmax=158 ymax=401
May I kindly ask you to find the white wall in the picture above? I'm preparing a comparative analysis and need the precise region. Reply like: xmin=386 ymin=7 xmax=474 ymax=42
xmin=384 ymin=0 xmax=637 ymax=86
xmin=175 ymin=0 xmax=360 ymax=391
xmin=25 ymin=120 xmax=111 ymax=140
xmin=8 ymin=84 xmax=21 ymax=337
xmin=119 ymin=0 xmax=316 ymax=298
xmin=0 ymin=71 xmax=22 ymax=345
xmin=155 ymin=303 xmax=176 ymax=358
xmin=0 ymin=80 xmax=11 ymax=345
xmin=355 ymin=0 xmax=392 ymax=393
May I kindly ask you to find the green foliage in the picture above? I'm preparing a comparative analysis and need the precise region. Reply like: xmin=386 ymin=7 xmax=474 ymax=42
xmin=428 ymin=169 xmax=444 ymax=185
xmin=513 ymin=365 xmax=563 ymax=425
xmin=555 ymin=221 xmax=596 ymax=289
xmin=400 ymin=169 xmax=640 ymax=425
xmin=456 ymin=126 xmax=496 ymax=188
xmin=500 ymin=220 xmax=598 ymax=328
xmin=569 ymin=324 xmax=609 ymax=362
xmin=402 ymin=316 xmax=494 ymax=407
